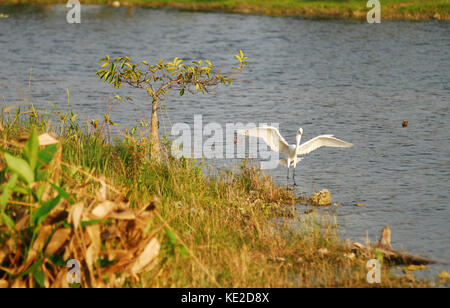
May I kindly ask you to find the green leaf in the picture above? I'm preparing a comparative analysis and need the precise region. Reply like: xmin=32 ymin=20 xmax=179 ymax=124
xmin=51 ymin=184 xmax=73 ymax=204
xmin=37 ymin=144 xmax=57 ymax=169
xmin=3 ymin=152 xmax=34 ymax=184
xmin=165 ymin=227 xmax=177 ymax=245
xmin=36 ymin=183 xmax=47 ymax=201
xmin=32 ymin=269 xmax=45 ymax=287
xmin=32 ymin=195 xmax=62 ymax=226
xmin=178 ymin=245 xmax=189 ymax=258
xmin=1 ymin=212 xmax=15 ymax=228
xmin=80 ymin=219 xmax=102 ymax=228
xmin=0 ymin=173 xmax=18 ymax=209
xmin=23 ymin=128 xmax=39 ymax=171
xmin=48 ymin=254 xmax=65 ymax=266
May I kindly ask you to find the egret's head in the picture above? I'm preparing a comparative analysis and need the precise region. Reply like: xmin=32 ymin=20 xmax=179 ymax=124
xmin=296 ymin=128 xmax=303 ymax=146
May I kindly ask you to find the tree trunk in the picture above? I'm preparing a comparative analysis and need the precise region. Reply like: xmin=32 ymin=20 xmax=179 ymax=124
xmin=150 ymin=99 xmax=161 ymax=162
xmin=352 ymin=225 xmax=439 ymax=265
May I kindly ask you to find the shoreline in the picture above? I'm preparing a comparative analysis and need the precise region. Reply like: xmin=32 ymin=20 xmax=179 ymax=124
xmin=0 ymin=1 xmax=449 ymax=21
xmin=0 ymin=102 xmax=440 ymax=287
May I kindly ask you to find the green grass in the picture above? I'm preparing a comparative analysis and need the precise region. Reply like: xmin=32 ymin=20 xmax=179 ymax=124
xmin=1 ymin=0 xmax=449 ymax=20
xmin=0 ymin=101 xmax=439 ymax=287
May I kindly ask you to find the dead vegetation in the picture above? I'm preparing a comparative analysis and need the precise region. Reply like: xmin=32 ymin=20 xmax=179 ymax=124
xmin=0 ymin=108 xmax=439 ymax=288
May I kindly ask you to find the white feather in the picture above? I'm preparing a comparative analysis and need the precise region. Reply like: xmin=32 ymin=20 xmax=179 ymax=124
xmin=296 ymin=135 xmax=353 ymax=155
xmin=238 ymin=126 xmax=352 ymax=170
xmin=237 ymin=126 xmax=290 ymax=154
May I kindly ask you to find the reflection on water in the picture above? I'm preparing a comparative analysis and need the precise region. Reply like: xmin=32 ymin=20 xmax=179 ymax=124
xmin=0 ymin=5 xmax=449 ymax=272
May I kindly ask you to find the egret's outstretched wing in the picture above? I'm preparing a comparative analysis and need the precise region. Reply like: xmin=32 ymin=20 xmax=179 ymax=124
xmin=237 ymin=126 xmax=290 ymax=155
xmin=279 ymin=157 xmax=303 ymax=167
xmin=296 ymin=135 xmax=353 ymax=155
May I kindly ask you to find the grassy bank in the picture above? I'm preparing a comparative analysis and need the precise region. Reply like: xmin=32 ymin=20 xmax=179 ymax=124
xmin=1 ymin=0 xmax=449 ymax=20
xmin=0 ymin=102 xmax=438 ymax=288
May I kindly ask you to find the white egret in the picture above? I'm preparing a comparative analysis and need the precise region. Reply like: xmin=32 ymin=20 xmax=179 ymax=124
xmin=237 ymin=126 xmax=353 ymax=186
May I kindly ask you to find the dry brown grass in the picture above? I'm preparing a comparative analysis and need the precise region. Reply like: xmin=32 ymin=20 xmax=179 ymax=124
xmin=0 ymin=112 xmax=433 ymax=288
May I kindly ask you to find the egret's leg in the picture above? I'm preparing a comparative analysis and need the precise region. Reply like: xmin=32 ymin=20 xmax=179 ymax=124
xmin=293 ymin=167 xmax=297 ymax=186
xmin=286 ymin=167 xmax=290 ymax=188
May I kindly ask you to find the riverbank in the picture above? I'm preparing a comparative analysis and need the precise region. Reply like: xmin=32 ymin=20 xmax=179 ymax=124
xmin=1 ymin=0 xmax=449 ymax=21
xmin=0 ymin=102 xmax=441 ymax=287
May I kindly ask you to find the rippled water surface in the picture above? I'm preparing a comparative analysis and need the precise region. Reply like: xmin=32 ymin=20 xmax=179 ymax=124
xmin=0 ymin=5 xmax=449 ymax=272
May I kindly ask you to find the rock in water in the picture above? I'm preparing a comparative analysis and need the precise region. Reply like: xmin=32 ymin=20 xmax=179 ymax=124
xmin=308 ymin=189 xmax=331 ymax=206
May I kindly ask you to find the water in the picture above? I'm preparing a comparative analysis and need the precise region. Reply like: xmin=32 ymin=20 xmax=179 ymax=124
xmin=1 ymin=5 xmax=449 ymax=273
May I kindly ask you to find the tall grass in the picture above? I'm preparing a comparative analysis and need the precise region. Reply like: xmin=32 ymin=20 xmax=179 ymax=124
xmin=0 ymin=105 xmax=433 ymax=287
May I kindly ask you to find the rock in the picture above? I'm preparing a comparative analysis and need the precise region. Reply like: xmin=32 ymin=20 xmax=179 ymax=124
xmin=308 ymin=189 xmax=331 ymax=206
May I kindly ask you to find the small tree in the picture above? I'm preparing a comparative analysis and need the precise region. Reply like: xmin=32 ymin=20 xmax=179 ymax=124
xmin=96 ymin=51 xmax=248 ymax=162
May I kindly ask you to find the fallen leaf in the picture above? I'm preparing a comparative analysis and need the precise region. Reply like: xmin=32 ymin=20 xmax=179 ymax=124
xmin=85 ymin=225 xmax=101 ymax=269
xmin=130 ymin=238 xmax=160 ymax=274
xmin=98 ymin=177 xmax=107 ymax=200
xmin=109 ymin=210 xmax=136 ymax=220
xmin=45 ymin=228 xmax=72 ymax=255
xmin=14 ymin=214 xmax=30 ymax=231
xmin=69 ymin=202 xmax=84 ymax=229
xmin=91 ymin=201 xmax=116 ymax=219
xmin=25 ymin=225 xmax=52 ymax=266
xmin=38 ymin=133 xmax=58 ymax=146
xmin=11 ymin=278 xmax=26 ymax=288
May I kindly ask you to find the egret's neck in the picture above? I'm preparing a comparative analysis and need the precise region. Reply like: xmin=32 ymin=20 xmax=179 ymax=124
xmin=295 ymin=134 xmax=302 ymax=151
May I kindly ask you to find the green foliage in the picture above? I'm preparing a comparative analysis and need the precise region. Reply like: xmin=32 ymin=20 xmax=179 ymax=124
xmin=96 ymin=51 xmax=248 ymax=101
xmin=0 ymin=128 xmax=72 ymax=286
xmin=163 ymin=227 xmax=189 ymax=259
